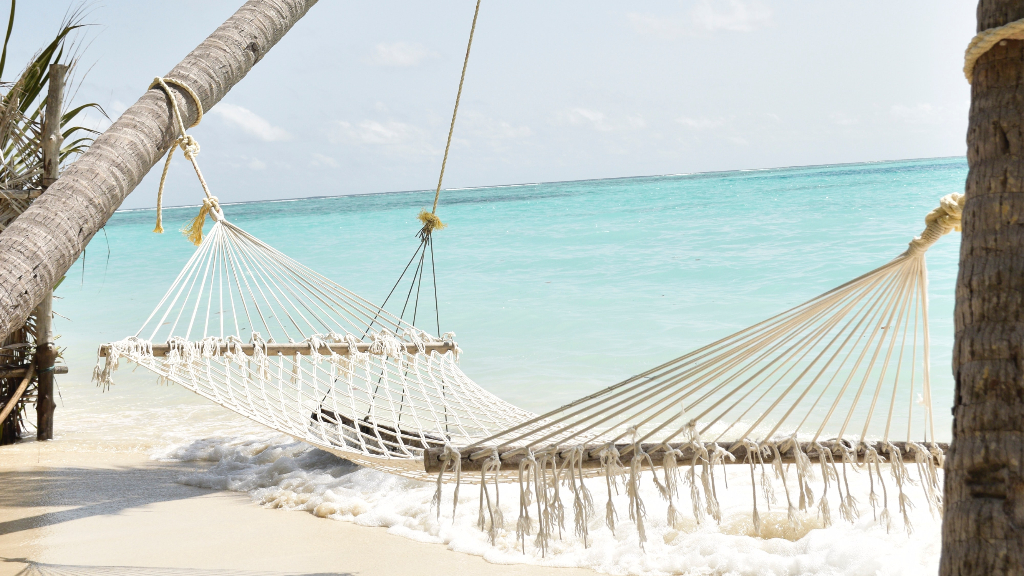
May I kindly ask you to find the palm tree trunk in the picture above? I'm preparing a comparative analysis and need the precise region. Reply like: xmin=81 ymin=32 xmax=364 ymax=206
xmin=0 ymin=0 xmax=318 ymax=340
xmin=941 ymin=1 xmax=1024 ymax=573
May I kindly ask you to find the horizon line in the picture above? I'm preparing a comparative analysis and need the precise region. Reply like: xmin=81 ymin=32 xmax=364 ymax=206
xmin=115 ymin=154 xmax=966 ymax=213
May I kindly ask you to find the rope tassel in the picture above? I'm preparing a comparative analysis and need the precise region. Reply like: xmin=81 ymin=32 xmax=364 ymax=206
xmin=770 ymin=443 xmax=798 ymax=529
xmin=626 ymin=446 xmax=659 ymax=548
xmin=662 ymin=448 xmax=683 ymax=528
xmin=812 ymin=442 xmax=838 ymax=527
xmin=886 ymin=442 xmax=916 ymax=534
xmin=567 ymin=446 xmax=594 ymax=547
xmin=432 ymin=444 xmax=462 ymax=522
xmin=742 ymin=441 xmax=762 ymax=536
xmin=183 ymin=196 xmax=221 ymax=246
xmin=479 ymin=449 xmax=503 ymax=544
xmin=517 ymin=451 xmax=537 ymax=553
xmin=599 ymin=444 xmax=623 ymax=534
xmin=837 ymin=442 xmax=860 ymax=524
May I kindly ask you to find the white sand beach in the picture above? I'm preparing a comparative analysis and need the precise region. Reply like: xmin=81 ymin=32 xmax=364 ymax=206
xmin=0 ymin=442 xmax=595 ymax=576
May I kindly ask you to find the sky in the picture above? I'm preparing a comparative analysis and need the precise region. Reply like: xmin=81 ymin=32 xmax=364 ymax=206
xmin=9 ymin=1 xmax=975 ymax=210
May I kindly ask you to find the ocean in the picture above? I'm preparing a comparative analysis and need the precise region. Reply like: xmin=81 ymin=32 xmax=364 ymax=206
xmin=50 ymin=156 xmax=965 ymax=575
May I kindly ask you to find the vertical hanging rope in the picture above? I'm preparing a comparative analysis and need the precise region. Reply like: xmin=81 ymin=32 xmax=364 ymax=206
xmin=391 ymin=0 xmax=483 ymax=334
xmin=418 ymin=0 xmax=482 ymax=236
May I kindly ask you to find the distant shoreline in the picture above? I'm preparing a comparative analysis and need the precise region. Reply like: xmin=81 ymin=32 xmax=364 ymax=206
xmin=115 ymin=155 xmax=967 ymax=214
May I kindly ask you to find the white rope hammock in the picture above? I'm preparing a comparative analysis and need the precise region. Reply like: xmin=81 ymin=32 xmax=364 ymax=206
xmin=452 ymin=195 xmax=964 ymax=466
xmin=94 ymin=215 xmax=537 ymax=479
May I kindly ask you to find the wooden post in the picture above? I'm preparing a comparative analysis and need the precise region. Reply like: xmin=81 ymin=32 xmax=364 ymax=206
xmin=35 ymin=63 xmax=66 ymax=441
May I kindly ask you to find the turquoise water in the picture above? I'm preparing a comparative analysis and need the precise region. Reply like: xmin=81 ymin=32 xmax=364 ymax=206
xmin=53 ymin=156 xmax=966 ymax=446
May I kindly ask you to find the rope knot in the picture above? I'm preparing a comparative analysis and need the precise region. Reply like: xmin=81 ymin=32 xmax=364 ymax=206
xmin=178 ymin=134 xmax=200 ymax=159
xmin=907 ymin=193 xmax=964 ymax=255
xmin=925 ymin=193 xmax=964 ymax=232
xmin=417 ymin=210 xmax=447 ymax=237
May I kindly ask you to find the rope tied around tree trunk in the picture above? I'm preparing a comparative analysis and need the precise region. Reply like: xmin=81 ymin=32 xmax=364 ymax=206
xmin=964 ymin=18 xmax=1024 ymax=83
xmin=149 ymin=77 xmax=222 ymax=245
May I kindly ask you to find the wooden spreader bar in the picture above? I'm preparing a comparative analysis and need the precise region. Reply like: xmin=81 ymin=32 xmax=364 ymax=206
xmin=424 ymin=440 xmax=947 ymax=473
xmin=99 ymin=341 xmax=457 ymax=358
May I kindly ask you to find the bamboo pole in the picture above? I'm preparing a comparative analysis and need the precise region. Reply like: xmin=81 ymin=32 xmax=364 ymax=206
xmin=0 ymin=364 xmax=35 ymax=425
xmin=35 ymin=63 xmax=66 ymax=441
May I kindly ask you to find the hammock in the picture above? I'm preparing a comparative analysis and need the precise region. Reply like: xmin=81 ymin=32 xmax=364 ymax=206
xmin=94 ymin=213 xmax=537 ymax=478
xmin=447 ymin=197 xmax=962 ymax=469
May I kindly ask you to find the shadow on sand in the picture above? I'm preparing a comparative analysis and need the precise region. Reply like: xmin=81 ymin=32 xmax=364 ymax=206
xmin=4 ymin=560 xmax=351 ymax=576
xmin=0 ymin=459 xmax=212 ymax=536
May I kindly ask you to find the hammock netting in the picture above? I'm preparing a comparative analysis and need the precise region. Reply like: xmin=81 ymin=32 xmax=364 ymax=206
xmin=94 ymin=218 xmax=536 ymax=477
xmin=95 ymin=193 xmax=963 ymax=543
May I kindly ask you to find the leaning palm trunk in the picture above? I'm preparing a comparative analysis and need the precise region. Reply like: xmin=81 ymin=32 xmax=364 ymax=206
xmin=941 ymin=0 xmax=1024 ymax=573
xmin=0 ymin=0 xmax=318 ymax=340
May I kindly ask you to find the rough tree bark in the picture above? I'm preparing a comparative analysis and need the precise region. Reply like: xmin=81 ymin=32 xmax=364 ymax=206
xmin=0 ymin=0 xmax=318 ymax=340
xmin=941 ymin=1 xmax=1024 ymax=574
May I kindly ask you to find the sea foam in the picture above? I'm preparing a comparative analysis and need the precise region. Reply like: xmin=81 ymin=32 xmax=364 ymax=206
xmin=160 ymin=434 xmax=941 ymax=576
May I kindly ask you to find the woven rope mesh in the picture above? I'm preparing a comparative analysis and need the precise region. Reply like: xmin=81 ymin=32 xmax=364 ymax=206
xmin=95 ymin=220 xmax=537 ymax=480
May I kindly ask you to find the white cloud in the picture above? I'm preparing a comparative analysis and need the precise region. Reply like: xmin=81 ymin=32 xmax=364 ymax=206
xmin=213 ymin=103 xmax=291 ymax=142
xmin=627 ymin=115 xmax=647 ymax=129
xmin=628 ymin=13 xmax=684 ymax=38
xmin=890 ymin=103 xmax=944 ymax=125
xmin=629 ymin=1 xmax=772 ymax=38
xmin=676 ymin=116 xmax=727 ymax=129
xmin=491 ymin=122 xmax=533 ymax=138
xmin=371 ymin=42 xmax=436 ymax=67
xmin=692 ymin=0 xmax=772 ymax=32
xmin=331 ymin=119 xmax=435 ymax=156
xmin=310 ymin=153 xmax=338 ymax=168
xmin=557 ymin=109 xmax=653 ymax=133
xmin=830 ymin=112 xmax=859 ymax=126
xmin=247 ymin=157 xmax=266 ymax=170
xmin=335 ymin=120 xmax=418 ymax=145
xmin=561 ymin=108 xmax=613 ymax=132
xmin=462 ymin=112 xmax=533 ymax=140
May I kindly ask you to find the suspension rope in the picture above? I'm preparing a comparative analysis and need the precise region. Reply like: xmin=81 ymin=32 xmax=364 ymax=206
xmin=149 ymin=77 xmax=222 ymax=245
xmin=389 ymin=1 xmax=483 ymax=334
xmin=419 ymin=0 xmax=482 ymax=236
